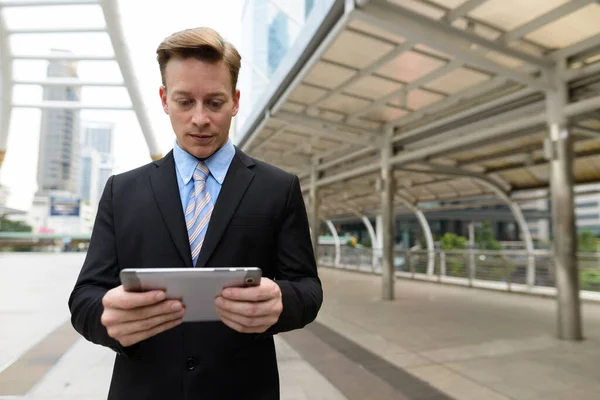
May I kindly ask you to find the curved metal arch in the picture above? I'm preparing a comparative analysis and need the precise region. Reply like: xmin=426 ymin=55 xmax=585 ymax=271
xmin=99 ymin=0 xmax=161 ymax=160
xmin=323 ymin=219 xmax=341 ymax=267
xmin=412 ymin=163 xmax=536 ymax=286
xmin=327 ymin=200 xmax=380 ymax=269
xmin=0 ymin=10 xmax=13 ymax=170
xmin=395 ymin=192 xmax=436 ymax=277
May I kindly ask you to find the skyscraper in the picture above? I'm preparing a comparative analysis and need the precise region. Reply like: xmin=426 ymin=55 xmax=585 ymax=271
xmin=36 ymin=49 xmax=81 ymax=196
xmin=268 ymin=11 xmax=289 ymax=75
xmin=79 ymin=121 xmax=114 ymax=207
xmin=238 ymin=0 xmax=311 ymax=137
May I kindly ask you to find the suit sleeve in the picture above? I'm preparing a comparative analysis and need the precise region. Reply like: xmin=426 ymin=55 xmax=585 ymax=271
xmin=68 ymin=175 xmax=135 ymax=356
xmin=270 ymin=175 xmax=323 ymax=333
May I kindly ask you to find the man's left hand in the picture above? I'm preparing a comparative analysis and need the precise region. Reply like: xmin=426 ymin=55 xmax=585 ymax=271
xmin=215 ymin=278 xmax=282 ymax=333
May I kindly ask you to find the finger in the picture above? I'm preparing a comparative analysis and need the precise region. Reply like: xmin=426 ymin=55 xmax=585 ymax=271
xmin=216 ymin=308 xmax=276 ymax=332
xmin=107 ymin=308 xmax=185 ymax=339
xmin=214 ymin=297 xmax=275 ymax=318
xmin=216 ymin=311 xmax=268 ymax=334
xmin=102 ymin=300 xmax=183 ymax=326
xmin=103 ymin=286 xmax=167 ymax=310
xmin=117 ymin=316 xmax=184 ymax=347
xmin=221 ymin=279 xmax=280 ymax=302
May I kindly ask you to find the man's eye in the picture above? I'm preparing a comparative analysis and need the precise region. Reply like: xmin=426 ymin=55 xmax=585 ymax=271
xmin=209 ymin=101 xmax=223 ymax=109
xmin=177 ymin=100 xmax=193 ymax=107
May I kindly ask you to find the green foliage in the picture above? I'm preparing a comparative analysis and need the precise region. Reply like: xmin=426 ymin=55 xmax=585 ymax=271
xmin=440 ymin=233 xmax=468 ymax=250
xmin=580 ymin=270 xmax=600 ymax=291
xmin=0 ymin=217 xmax=32 ymax=233
xmin=578 ymin=230 xmax=597 ymax=253
xmin=448 ymin=259 xmax=465 ymax=277
xmin=475 ymin=221 xmax=501 ymax=251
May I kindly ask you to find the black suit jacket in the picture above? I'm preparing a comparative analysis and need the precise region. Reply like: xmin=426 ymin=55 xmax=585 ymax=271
xmin=68 ymin=148 xmax=322 ymax=400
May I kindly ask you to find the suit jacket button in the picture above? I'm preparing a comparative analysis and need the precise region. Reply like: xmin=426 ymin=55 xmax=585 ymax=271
xmin=186 ymin=358 xmax=196 ymax=371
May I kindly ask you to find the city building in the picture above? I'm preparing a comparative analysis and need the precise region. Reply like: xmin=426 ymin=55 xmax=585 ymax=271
xmin=79 ymin=121 xmax=114 ymax=207
xmin=27 ymin=50 xmax=95 ymax=234
xmin=237 ymin=0 xmax=315 ymax=139
xmin=28 ymin=194 xmax=95 ymax=234
xmin=574 ymin=184 xmax=600 ymax=235
xmin=36 ymin=49 xmax=81 ymax=196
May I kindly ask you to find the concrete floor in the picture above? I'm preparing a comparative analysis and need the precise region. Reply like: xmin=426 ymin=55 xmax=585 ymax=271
xmin=2 ymin=253 xmax=600 ymax=399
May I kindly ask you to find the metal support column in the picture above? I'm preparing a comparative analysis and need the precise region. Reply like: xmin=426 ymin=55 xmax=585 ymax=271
xmin=468 ymin=221 xmax=476 ymax=284
xmin=309 ymin=161 xmax=321 ymax=257
xmin=546 ymin=60 xmax=583 ymax=341
xmin=375 ymin=214 xmax=384 ymax=271
xmin=381 ymin=128 xmax=395 ymax=300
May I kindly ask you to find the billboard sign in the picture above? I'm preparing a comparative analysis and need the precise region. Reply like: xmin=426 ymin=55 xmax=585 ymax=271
xmin=50 ymin=197 xmax=80 ymax=217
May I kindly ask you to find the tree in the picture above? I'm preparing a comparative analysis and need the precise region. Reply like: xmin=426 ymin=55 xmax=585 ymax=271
xmin=440 ymin=233 xmax=468 ymax=277
xmin=440 ymin=232 xmax=467 ymax=250
xmin=578 ymin=230 xmax=597 ymax=253
xmin=0 ymin=217 xmax=32 ymax=233
xmin=476 ymin=221 xmax=501 ymax=250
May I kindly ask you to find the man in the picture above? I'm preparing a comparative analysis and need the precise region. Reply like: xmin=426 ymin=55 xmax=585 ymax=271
xmin=68 ymin=27 xmax=322 ymax=400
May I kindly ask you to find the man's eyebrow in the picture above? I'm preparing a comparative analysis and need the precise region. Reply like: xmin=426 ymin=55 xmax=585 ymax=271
xmin=171 ymin=90 xmax=227 ymax=97
xmin=171 ymin=89 xmax=193 ymax=96
xmin=205 ymin=91 xmax=228 ymax=97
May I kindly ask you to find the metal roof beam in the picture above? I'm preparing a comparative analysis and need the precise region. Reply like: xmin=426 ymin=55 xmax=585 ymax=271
xmin=13 ymin=78 xmax=123 ymax=87
xmin=573 ymin=125 xmax=600 ymax=139
xmin=355 ymin=0 xmax=553 ymax=89
xmin=359 ymin=0 xmax=553 ymax=69
xmin=348 ymin=60 xmax=462 ymax=125
xmin=13 ymin=54 xmax=114 ymax=61
xmin=12 ymin=101 xmax=132 ymax=110
xmin=7 ymin=27 xmax=106 ymax=34
xmin=442 ymin=0 xmax=488 ymax=23
xmin=250 ymin=124 xmax=289 ymax=153
xmin=100 ymin=0 xmax=161 ymax=159
xmin=501 ymin=0 xmax=598 ymax=44
xmin=0 ymin=0 xmax=98 ymax=6
xmin=306 ymin=41 xmax=413 ymax=114
xmin=274 ymin=110 xmax=380 ymax=146
xmin=552 ymin=33 xmax=600 ymax=61
xmin=393 ymin=87 xmax=540 ymax=145
xmin=314 ymin=94 xmax=600 ymax=188
xmin=389 ymin=76 xmax=510 ymax=127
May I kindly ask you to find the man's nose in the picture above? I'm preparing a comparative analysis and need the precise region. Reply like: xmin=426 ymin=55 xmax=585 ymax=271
xmin=191 ymin=105 xmax=210 ymax=126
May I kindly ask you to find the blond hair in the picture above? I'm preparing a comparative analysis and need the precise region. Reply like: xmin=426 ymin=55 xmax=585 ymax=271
xmin=156 ymin=27 xmax=241 ymax=93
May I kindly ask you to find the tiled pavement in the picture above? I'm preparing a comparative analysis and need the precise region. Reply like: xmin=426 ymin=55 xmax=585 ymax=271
xmin=2 ymin=253 xmax=600 ymax=399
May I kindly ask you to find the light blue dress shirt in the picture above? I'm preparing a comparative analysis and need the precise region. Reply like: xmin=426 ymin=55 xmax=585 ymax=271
xmin=173 ymin=138 xmax=235 ymax=214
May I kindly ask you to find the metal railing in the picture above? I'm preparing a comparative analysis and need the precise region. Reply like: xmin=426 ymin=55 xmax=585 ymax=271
xmin=317 ymin=245 xmax=600 ymax=301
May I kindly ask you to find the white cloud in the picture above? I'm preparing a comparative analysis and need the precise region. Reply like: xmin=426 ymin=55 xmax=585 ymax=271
xmin=1 ymin=0 xmax=244 ymax=210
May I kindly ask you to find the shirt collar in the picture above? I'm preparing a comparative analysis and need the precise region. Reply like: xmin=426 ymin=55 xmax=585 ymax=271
xmin=173 ymin=138 xmax=235 ymax=185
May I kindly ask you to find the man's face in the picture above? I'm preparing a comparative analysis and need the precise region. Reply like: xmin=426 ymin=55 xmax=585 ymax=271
xmin=160 ymin=56 xmax=240 ymax=160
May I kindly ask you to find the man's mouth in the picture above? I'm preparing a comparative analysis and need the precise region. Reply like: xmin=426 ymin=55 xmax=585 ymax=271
xmin=189 ymin=133 xmax=214 ymax=141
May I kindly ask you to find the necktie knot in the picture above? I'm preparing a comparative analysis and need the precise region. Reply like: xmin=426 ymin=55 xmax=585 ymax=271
xmin=193 ymin=162 xmax=209 ymax=182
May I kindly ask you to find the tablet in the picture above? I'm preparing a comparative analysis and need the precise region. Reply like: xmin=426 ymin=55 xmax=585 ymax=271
xmin=119 ymin=267 xmax=262 ymax=322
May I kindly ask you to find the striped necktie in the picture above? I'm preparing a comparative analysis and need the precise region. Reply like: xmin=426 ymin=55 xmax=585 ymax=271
xmin=185 ymin=161 xmax=213 ymax=266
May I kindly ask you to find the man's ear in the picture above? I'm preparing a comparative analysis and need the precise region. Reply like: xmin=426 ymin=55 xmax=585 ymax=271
xmin=160 ymin=86 xmax=169 ymax=114
xmin=232 ymin=89 xmax=240 ymax=117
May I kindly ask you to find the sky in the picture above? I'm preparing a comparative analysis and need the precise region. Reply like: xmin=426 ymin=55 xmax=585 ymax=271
xmin=0 ymin=0 xmax=245 ymax=210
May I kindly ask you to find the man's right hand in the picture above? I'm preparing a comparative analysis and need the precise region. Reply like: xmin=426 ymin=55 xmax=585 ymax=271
xmin=101 ymin=286 xmax=185 ymax=347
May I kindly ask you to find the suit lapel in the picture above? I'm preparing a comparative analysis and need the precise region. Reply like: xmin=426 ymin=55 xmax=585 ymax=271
xmin=149 ymin=151 xmax=193 ymax=267
xmin=195 ymin=148 xmax=255 ymax=267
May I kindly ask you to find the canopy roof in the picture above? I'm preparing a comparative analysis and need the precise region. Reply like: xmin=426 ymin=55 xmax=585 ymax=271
xmin=239 ymin=0 xmax=600 ymax=218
